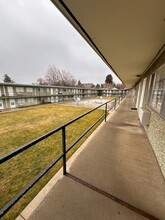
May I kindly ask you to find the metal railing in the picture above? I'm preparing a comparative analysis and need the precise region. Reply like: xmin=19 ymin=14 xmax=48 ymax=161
xmin=0 ymin=96 xmax=125 ymax=217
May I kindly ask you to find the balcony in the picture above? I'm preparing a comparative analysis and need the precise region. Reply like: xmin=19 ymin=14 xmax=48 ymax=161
xmin=16 ymin=96 xmax=165 ymax=220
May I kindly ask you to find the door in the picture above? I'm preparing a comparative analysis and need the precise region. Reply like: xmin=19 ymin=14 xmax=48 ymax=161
xmin=7 ymin=86 xmax=14 ymax=96
xmin=136 ymin=82 xmax=142 ymax=108
xmin=51 ymin=88 xmax=54 ymax=95
xmin=0 ymin=100 xmax=4 ymax=110
xmin=10 ymin=99 xmax=16 ymax=108
xmin=139 ymin=78 xmax=147 ymax=108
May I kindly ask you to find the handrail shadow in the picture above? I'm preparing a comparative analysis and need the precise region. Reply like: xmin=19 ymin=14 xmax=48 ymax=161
xmin=66 ymin=173 xmax=159 ymax=220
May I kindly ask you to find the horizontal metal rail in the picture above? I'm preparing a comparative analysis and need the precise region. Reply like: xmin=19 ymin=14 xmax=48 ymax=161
xmin=66 ymin=113 xmax=106 ymax=154
xmin=0 ymin=95 xmax=125 ymax=217
xmin=0 ymin=153 xmax=63 ymax=217
xmin=0 ymin=99 xmax=107 ymax=164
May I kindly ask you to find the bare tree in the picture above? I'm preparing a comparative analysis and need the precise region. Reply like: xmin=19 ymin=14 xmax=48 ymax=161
xmin=45 ymin=65 xmax=61 ymax=85
xmin=44 ymin=65 xmax=77 ymax=86
xmin=36 ymin=77 xmax=47 ymax=85
xmin=115 ymin=83 xmax=125 ymax=89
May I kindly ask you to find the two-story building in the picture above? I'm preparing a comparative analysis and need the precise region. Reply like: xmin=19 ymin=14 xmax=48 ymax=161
xmin=0 ymin=83 xmax=127 ymax=110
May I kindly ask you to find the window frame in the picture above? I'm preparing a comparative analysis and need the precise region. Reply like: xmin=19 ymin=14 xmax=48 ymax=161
xmin=26 ymin=87 xmax=33 ymax=92
xmin=148 ymin=64 xmax=165 ymax=118
xmin=16 ymin=87 xmax=24 ymax=93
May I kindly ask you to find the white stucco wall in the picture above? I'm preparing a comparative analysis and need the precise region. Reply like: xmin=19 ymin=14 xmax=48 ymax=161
xmin=146 ymin=111 xmax=165 ymax=177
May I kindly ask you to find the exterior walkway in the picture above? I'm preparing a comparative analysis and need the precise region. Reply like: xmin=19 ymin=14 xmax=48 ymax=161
xmin=17 ymin=96 xmax=165 ymax=220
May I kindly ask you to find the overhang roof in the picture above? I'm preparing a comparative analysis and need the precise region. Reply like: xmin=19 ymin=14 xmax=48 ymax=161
xmin=51 ymin=0 xmax=165 ymax=88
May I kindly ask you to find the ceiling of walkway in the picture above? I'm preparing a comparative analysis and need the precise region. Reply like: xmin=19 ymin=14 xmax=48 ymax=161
xmin=51 ymin=0 xmax=165 ymax=88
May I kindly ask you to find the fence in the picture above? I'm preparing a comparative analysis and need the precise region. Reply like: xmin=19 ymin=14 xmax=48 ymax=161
xmin=0 ymin=95 xmax=125 ymax=217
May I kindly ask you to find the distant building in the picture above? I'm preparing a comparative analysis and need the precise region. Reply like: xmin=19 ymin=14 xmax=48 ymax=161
xmin=101 ymin=83 xmax=114 ymax=89
xmin=81 ymin=83 xmax=95 ymax=89
xmin=0 ymin=83 xmax=127 ymax=110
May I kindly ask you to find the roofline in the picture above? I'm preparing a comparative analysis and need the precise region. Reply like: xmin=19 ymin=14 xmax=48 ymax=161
xmin=0 ymin=82 xmax=128 ymax=91
xmin=51 ymin=1 xmax=165 ymax=89
xmin=0 ymin=82 xmax=96 ymax=90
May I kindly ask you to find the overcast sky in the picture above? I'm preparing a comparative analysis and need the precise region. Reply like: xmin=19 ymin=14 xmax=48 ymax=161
xmin=0 ymin=0 xmax=120 ymax=85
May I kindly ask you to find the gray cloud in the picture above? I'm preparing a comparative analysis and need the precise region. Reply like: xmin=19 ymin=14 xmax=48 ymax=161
xmin=0 ymin=0 xmax=120 ymax=84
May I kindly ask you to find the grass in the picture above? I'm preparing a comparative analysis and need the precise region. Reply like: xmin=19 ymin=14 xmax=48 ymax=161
xmin=0 ymin=103 xmax=105 ymax=220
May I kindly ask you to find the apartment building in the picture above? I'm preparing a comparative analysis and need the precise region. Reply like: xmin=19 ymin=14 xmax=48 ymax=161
xmin=0 ymin=83 xmax=127 ymax=110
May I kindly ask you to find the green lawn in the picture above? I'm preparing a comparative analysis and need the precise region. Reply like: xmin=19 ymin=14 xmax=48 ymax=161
xmin=0 ymin=103 xmax=104 ymax=220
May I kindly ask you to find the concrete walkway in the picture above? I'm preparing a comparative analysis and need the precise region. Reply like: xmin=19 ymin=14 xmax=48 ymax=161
xmin=17 ymin=96 xmax=165 ymax=220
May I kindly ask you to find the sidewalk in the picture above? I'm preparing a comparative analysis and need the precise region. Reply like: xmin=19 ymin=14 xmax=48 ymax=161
xmin=17 ymin=96 xmax=165 ymax=220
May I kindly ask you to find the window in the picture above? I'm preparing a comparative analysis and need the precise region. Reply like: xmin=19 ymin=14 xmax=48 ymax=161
xmin=40 ymin=88 xmax=44 ymax=93
xmin=26 ymin=87 xmax=33 ymax=92
xmin=18 ymin=99 xmax=25 ymax=104
xmin=149 ymin=65 xmax=165 ymax=117
xmin=27 ymin=98 xmax=34 ymax=103
xmin=16 ymin=87 xmax=24 ymax=92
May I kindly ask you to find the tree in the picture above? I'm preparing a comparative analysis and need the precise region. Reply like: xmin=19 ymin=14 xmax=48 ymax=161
xmin=3 ymin=74 xmax=14 ymax=83
xmin=44 ymin=65 xmax=77 ymax=86
xmin=115 ymin=83 xmax=125 ymax=89
xmin=36 ymin=77 xmax=48 ymax=85
xmin=95 ymin=84 xmax=101 ymax=88
xmin=105 ymin=74 xmax=113 ymax=84
xmin=77 ymin=80 xmax=82 ymax=87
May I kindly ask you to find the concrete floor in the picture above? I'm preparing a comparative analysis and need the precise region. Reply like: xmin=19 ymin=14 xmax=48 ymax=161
xmin=17 ymin=96 xmax=165 ymax=220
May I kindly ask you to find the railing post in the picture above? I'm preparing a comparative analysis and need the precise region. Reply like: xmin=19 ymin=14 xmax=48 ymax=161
xmin=62 ymin=126 xmax=67 ymax=175
xmin=114 ymin=98 xmax=116 ymax=110
xmin=105 ymin=103 xmax=107 ymax=122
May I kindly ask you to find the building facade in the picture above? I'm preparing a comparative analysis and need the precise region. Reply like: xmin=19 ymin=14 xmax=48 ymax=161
xmin=0 ymin=83 xmax=127 ymax=110
xmin=133 ymin=50 xmax=165 ymax=176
